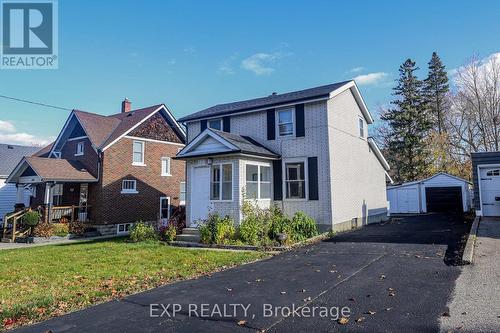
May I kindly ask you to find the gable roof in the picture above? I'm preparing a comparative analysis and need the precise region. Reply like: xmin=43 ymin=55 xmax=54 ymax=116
xmin=176 ymin=129 xmax=279 ymax=159
xmin=7 ymin=156 xmax=97 ymax=183
xmin=50 ymin=104 xmax=186 ymax=156
xmin=0 ymin=144 xmax=40 ymax=177
xmin=387 ymin=172 xmax=472 ymax=189
xmin=178 ymin=80 xmax=354 ymax=123
xmin=33 ymin=142 xmax=54 ymax=157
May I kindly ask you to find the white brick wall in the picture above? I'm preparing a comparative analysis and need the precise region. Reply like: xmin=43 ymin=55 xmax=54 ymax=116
xmin=327 ymin=89 xmax=388 ymax=225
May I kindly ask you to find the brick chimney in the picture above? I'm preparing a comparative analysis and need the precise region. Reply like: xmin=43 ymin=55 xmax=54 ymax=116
xmin=121 ymin=98 xmax=131 ymax=113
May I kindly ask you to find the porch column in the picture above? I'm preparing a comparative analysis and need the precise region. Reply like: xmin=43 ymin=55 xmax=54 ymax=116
xmin=43 ymin=183 xmax=52 ymax=223
xmin=14 ymin=185 xmax=25 ymax=211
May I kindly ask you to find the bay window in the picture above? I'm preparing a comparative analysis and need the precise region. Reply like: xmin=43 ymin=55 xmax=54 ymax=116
xmin=245 ymin=164 xmax=271 ymax=199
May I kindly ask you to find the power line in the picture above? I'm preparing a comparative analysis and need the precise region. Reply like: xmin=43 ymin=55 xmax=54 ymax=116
xmin=0 ymin=94 xmax=72 ymax=111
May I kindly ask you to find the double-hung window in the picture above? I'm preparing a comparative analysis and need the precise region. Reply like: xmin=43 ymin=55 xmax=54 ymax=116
xmin=208 ymin=119 xmax=222 ymax=131
xmin=121 ymin=180 xmax=137 ymax=194
xmin=285 ymin=162 xmax=306 ymax=199
xmin=277 ymin=108 xmax=294 ymax=137
xmin=245 ymin=164 xmax=271 ymax=199
xmin=179 ymin=182 xmax=186 ymax=205
xmin=210 ymin=163 xmax=232 ymax=200
xmin=75 ymin=142 xmax=84 ymax=156
xmin=161 ymin=157 xmax=171 ymax=176
xmin=358 ymin=117 xmax=365 ymax=138
xmin=132 ymin=140 xmax=145 ymax=165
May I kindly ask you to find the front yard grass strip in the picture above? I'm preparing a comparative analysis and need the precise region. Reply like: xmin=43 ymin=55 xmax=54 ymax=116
xmin=0 ymin=237 xmax=268 ymax=330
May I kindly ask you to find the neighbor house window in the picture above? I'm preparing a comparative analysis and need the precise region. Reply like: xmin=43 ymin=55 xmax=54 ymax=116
xmin=208 ymin=119 xmax=222 ymax=131
xmin=121 ymin=180 xmax=137 ymax=194
xmin=358 ymin=117 xmax=365 ymax=137
xmin=132 ymin=140 xmax=145 ymax=165
xmin=161 ymin=157 xmax=171 ymax=176
xmin=117 ymin=223 xmax=134 ymax=234
xmin=75 ymin=142 xmax=84 ymax=156
xmin=210 ymin=163 xmax=232 ymax=200
xmin=486 ymin=169 xmax=500 ymax=176
xmin=285 ymin=162 xmax=306 ymax=199
xmin=52 ymin=184 xmax=63 ymax=205
xmin=245 ymin=164 xmax=271 ymax=199
xmin=277 ymin=108 xmax=294 ymax=136
xmin=179 ymin=182 xmax=186 ymax=205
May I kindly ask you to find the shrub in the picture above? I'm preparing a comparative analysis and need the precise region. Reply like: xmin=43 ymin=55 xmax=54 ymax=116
xmin=238 ymin=216 xmax=267 ymax=246
xmin=34 ymin=222 xmax=53 ymax=238
xmin=69 ymin=221 xmax=86 ymax=235
xmin=129 ymin=221 xmax=157 ymax=242
xmin=198 ymin=213 xmax=235 ymax=244
xmin=22 ymin=210 xmax=41 ymax=236
xmin=52 ymin=223 xmax=69 ymax=237
xmin=290 ymin=212 xmax=318 ymax=242
xmin=159 ymin=223 xmax=177 ymax=242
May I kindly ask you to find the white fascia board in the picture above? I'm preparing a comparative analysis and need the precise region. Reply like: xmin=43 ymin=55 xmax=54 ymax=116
xmin=176 ymin=129 xmax=238 ymax=157
xmin=330 ymin=81 xmax=374 ymax=124
xmin=368 ymin=137 xmax=390 ymax=171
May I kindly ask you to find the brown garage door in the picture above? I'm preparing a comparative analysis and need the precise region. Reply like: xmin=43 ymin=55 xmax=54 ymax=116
xmin=425 ymin=187 xmax=463 ymax=213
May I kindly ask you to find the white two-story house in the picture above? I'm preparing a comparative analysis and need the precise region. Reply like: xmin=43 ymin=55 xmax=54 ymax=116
xmin=175 ymin=80 xmax=391 ymax=232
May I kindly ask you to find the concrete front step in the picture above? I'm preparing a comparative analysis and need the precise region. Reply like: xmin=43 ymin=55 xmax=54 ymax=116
xmin=181 ymin=227 xmax=200 ymax=235
xmin=175 ymin=234 xmax=200 ymax=242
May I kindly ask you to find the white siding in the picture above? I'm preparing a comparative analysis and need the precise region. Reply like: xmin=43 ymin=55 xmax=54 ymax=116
xmin=0 ymin=179 xmax=31 ymax=222
xmin=328 ymin=89 xmax=388 ymax=225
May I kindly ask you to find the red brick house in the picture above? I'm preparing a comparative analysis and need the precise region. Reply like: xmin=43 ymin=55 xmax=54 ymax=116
xmin=6 ymin=100 xmax=186 ymax=235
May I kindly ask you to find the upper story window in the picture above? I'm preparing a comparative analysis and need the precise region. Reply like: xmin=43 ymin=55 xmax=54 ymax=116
xmin=486 ymin=169 xmax=500 ymax=176
xmin=75 ymin=142 xmax=84 ymax=156
xmin=245 ymin=164 xmax=271 ymax=200
xmin=285 ymin=162 xmax=306 ymax=199
xmin=208 ymin=118 xmax=222 ymax=131
xmin=121 ymin=179 xmax=137 ymax=194
xmin=161 ymin=157 xmax=171 ymax=176
xmin=210 ymin=163 xmax=232 ymax=201
xmin=358 ymin=117 xmax=365 ymax=138
xmin=277 ymin=108 xmax=294 ymax=137
xmin=132 ymin=140 xmax=145 ymax=165
xmin=179 ymin=182 xmax=186 ymax=205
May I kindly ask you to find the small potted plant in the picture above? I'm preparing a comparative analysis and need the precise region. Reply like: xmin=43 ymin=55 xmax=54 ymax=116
xmin=22 ymin=210 xmax=41 ymax=243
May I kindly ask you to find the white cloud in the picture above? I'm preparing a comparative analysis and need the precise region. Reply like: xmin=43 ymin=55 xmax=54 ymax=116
xmin=350 ymin=66 xmax=364 ymax=73
xmin=241 ymin=52 xmax=287 ymax=75
xmin=450 ymin=52 xmax=500 ymax=82
xmin=0 ymin=120 xmax=51 ymax=146
xmin=353 ymin=72 xmax=389 ymax=86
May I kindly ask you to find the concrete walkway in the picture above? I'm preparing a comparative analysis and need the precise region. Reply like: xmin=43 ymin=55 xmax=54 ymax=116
xmin=0 ymin=235 xmax=120 ymax=250
xmin=440 ymin=217 xmax=500 ymax=332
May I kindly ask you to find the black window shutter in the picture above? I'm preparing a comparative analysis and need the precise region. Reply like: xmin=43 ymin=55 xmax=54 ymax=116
xmin=308 ymin=157 xmax=319 ymax=200
xmin=223 ymin=116 xmax=230 ymax=132
xmin=272 ymin=160 xmax=282 ymax=200
xmin=267 ymin=109 xmax=275 ymax=140
xmin=200 ymin=119 xmax=207 ymax=131
xmin=296 ymin=104 xmax=305 ymax=137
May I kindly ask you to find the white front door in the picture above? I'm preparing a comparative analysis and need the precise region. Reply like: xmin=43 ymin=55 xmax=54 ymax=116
xmin=480 ymin=168 xmax=500 ymax=216
xmin=190 ymin=166 xmax=211 ymax=226
xmin=159 ymin=196 xmax=170 ymax=226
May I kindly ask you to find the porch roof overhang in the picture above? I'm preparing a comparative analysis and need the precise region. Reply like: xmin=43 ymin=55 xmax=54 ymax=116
xmin=174 ymin=128 xmax=280 ymax=160
xmin=6 ymin=156 xmax=98 ymax=184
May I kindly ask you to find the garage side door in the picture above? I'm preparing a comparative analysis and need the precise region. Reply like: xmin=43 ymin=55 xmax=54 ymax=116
xmin=396 ymin=188 xmax=419 ymax=213
xmin=425 ymin=187 xmax=462 ymax=213
xmin=480 ymin=168 xmax=500 ymax=216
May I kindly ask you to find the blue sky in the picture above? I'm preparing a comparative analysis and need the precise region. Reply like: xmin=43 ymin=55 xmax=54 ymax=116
xmin=0 ymin=0 xmax=499 ymax=146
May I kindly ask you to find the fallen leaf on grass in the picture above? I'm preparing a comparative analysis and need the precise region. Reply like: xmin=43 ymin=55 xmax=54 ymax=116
xmin=337 ymin=317 xmax=349 ymax=325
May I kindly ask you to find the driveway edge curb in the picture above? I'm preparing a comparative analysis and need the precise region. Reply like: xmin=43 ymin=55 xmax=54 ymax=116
xmin=462 ymin=216 xmax=480 ymax=264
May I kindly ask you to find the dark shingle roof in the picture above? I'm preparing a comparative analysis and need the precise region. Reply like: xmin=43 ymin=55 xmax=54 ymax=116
xmin=0 ymin=144 xmax=40 ymax=176
xmin=178 ymin=81 xmax=352 ymax=122
xmin=25 ymin=157 xmax=97 ymax=182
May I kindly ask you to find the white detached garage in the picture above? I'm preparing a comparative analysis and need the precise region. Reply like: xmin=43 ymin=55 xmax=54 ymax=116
xmin=387 ymin=173 xmax=471 ymax=214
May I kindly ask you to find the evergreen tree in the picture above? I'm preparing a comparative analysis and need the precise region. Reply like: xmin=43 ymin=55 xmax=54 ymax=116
xmin=423 ymin=52 xmax=449 ymax=133
xmin=381 ymin=59 xmax=431 ymax=182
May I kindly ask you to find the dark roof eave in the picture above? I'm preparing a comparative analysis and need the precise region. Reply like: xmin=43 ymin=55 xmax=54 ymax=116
xmin=178 ymin=94 xmax=330 ymax=123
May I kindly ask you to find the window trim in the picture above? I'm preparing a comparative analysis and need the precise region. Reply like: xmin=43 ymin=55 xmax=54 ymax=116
xmin=121 ymin=179 xmax=138 ymax=194
xmin=161 ymin=157 xmax=171 ymax=176
xmin=75 ymin=141 xmax=84 ymax=156
xmin=159 ymin=196 xmax=171 ymax=220
xmin=210 ymin=162 xmax=233 ymax=202
xmin=208 ymin=118 xmax=223 ymax=131
xmin=282 ymin=158 xmax=308 ymax=201
xmin=276 ymin=107 xmax=295 ymax=138
xmin=245 ymin=162 xmax=272 ymax=200
xmin=117 ymin=223 xmax=134 ymax=235
xmin=358 ymin=116 xmax=365 ymax=138
xmin=132 ymin=140 xmax=146 ymax=166
xmin=179 ymin=181 xmax=186 ymax=205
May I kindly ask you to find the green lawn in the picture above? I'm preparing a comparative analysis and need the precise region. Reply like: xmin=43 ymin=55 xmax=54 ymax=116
xmin=0 ymin=238 xmax=267 ymax=329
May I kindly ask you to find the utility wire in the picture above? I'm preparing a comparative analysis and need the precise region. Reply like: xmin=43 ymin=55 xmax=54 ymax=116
xmin=0 ymin=94 xmax=72 ymax=111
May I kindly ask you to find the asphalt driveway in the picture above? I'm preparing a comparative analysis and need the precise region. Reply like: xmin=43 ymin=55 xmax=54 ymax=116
xmin=14 ymin=213 xmax=471 ymax=333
